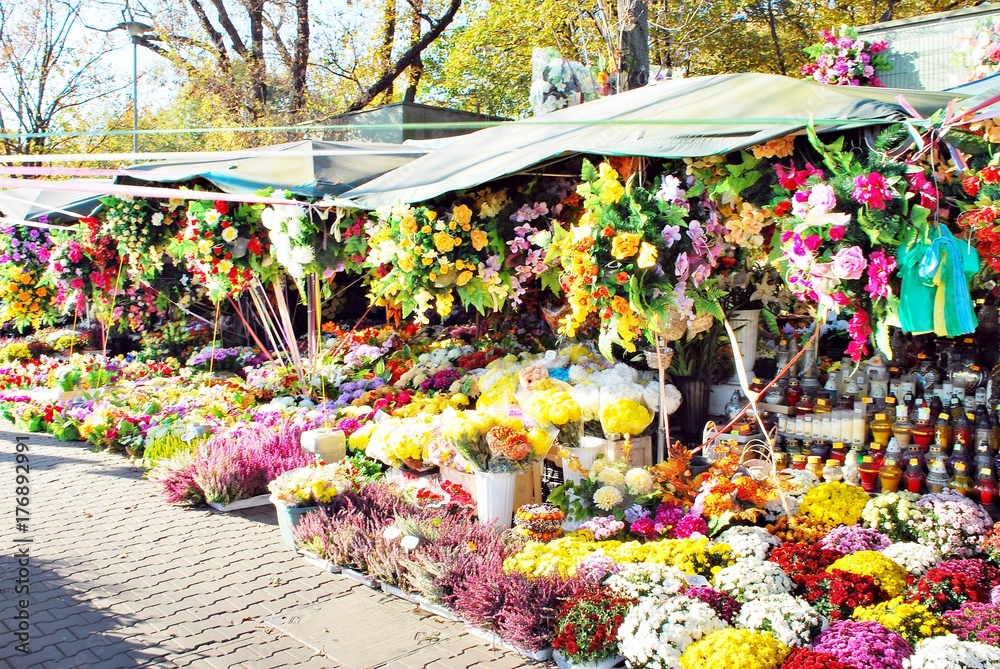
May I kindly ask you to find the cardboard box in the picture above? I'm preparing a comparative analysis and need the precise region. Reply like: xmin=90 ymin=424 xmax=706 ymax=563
xmin=438 ymin=463 xmax=543 ymax=508
xmin=605 ymin=435 xmax=654 ymax=467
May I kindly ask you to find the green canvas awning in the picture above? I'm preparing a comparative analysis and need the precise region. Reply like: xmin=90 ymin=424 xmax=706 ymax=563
xmin=121 ymin=139 xmax=427 ymax=198
xmin=344 ymin=72 xmax=963 ymax=208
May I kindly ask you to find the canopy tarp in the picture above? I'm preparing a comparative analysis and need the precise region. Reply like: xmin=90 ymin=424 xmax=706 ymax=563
xmin=121 ymin=139 xmax=427 ymax=198
xmin=344 ymin=72 xmax=964 ymax=208
xmin=0 ymin=179 xmax=107 ymax=224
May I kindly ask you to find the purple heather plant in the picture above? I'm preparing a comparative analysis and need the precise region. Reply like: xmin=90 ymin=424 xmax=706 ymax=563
xmin=819 ymin=525 xmax=891 ymax=554
xmin=812 ymin=620 xmax=912 ymax=669
xmin=944 ymin=602 xmax=1000 ymax=646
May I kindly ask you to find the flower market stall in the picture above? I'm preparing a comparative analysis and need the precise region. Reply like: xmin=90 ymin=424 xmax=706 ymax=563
xmin=7 ymin=72 xmax=1000 ymax=667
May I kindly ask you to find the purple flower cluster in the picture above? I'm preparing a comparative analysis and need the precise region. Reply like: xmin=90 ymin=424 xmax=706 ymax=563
xmin=820 ymin=525 xmax=891 ymax=554
xmin=333 ymin=377 xmax=385 ymax=408
xmin=812 ymin=620 xmax=912 ymax=669
xmin=187 ymin=346 xmax=241 ymax=371
xmin=944 ymin=602 xmax=1000 ymax=646
xmin=0 ymin=224 xmax=52 ymax=267
xmin=685 ymin=586 xmax=741 ymax=623
xmin=576 ymin=554 xmax=621 ymax=584
xmin=342 ymin=344 xmax=385 ymax=368
xmin=419 ymin=368 xmax=463 ymax=393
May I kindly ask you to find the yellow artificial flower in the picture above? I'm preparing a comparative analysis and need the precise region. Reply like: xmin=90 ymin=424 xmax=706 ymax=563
xmin=421 ymin=225 xmax=432 ymax=234
xmin=470 ymin=229 xmax=488 ymax=251
xmin=456 ymin=270 xmax=474 ymax=286
xmin=636 ymin=241 xmax=658 ymax=268
xmin=611 ymin=232 xmax=640 ymax=259
xmin=397 ymin=253 xmax=415 ymax=272
xmin=400 ymin=215 xmax=418 ymax=236
xmin=452 ymin=204 xmax=472 ymax=227
xmin=433 ymin=232 xmax=456 ymax=253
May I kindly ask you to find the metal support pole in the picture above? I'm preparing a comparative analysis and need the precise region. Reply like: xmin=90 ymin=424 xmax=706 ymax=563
xmin=132 ymin=36 xmax=139 ymax=154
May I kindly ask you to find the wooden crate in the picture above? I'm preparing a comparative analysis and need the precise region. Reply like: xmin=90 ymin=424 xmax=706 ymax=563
xmin=605 ymin=435 xmax=654 ymax=467
xmin=438 ymin=463 xmax=543 ymax=508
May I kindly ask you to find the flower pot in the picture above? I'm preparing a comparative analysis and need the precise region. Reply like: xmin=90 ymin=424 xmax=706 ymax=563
xmin=270 ymin=495 xmax=319 ymax=552
xmin=674 ymin=375 xmax=711 ymax=443
xmin=689 ymin=455 xmax=711 ymax=476
xmin=562 ymin=437 xmax=605 ymax=485
xmin=474 ymin=470 xmax=517 ymax=529
xmin=553 ymin=650 xmax=626 ymax=669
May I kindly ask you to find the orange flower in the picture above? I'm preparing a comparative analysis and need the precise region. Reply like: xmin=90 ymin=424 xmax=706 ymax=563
xmin=611 ymin=232 xmax=640 ymax=259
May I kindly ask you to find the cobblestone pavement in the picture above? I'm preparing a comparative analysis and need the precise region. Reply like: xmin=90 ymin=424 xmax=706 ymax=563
xmin=0 ymin=429 xmax=542 ymax=669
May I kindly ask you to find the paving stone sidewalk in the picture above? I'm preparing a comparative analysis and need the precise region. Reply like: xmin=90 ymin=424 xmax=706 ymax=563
xmin=0 ymin=429 xmax=542 ymax=669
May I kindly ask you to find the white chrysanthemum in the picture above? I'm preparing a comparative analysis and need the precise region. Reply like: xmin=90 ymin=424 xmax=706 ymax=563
xmin=593 ymin=485 xmax=624 ymax=511
xmin=604 ymin=563 xmax=688 ymax=599
xmin=717 ymin=526 xmax=782 ymax=561
xmin=618 ymin=595 xmax=726 ymax=669
xmin=735 ymin=593 xmax=823 ymax=647
xmin=596 ymin=467 xmax=626 ymax=487
xmin=881 ymin=542 xmax=942 ymax=576
xmin=260 ymin=207 xmax=280 ymax=230
xmin=714 ymin=558 xmax=793 ymax=603
xmin=906 ymin=634 xmax=1000 ymax=669
xmin=624 ymin=468 xmax=654 ymax=496
xmin=589 ymin=458 xmax=609 ymax=477
xmin=291 ymin=245 xmax=315 ymax=265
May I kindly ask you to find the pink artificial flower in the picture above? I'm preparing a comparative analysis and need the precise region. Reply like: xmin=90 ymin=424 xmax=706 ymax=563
xmin=845 ymin=310 xmax=872 ymax=362
xmin=865 ymin=250 xmax=897 ymax=299
xmin=852 ymin=172 xmax=895 ymax=210
xmin=906 ymin=171 xmax=938 ymax=210
xmin=831 ymin=246 xmax=868 ymax=280
xmin=805 ymin=234 xmax=823 ymax=251
xmin=808 ymin=184 xmax=838 ymax=215
xmin=829 ymin=225 xmax=846 ymax=241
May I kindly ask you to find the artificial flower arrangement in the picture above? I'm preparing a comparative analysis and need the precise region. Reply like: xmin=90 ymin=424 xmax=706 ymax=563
xmin=440 ymin=408 xmax=551 ymax=473
xmin=550 ymin=157 xmax=729 ymax=357
xmin=953 ymin=13 xmax=1000 ymax=83
xmin=99 ymin=194 xmax=181 ymax=279
xmin=801 ymin=25 xmax=890 ymax=87
xmin=259 ymin=194 xmax=321 ymax=287
xmin=167 ymin=198 xmax=274 ymax=300
xmin=548 ymin=457 xmax=657 ymax=521
xmin=267 ymin=462 xmax=352 ymax=507
xmin=365 ymin=180 xmax=573 ymax=325
xmin=0 ymin=222 xmax=60 ymax=331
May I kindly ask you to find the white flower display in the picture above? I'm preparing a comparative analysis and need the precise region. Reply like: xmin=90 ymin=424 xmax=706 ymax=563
xmin=881 ymin=542 xmax=942 ymax=577
xmin=716 ymin=526 xmax=782 ymax=561
xmin=596 ymin=467 xmax=626 ymax=487
xmin=625 ymin=468 xmax=654 ymax=496
xmin=604 ymin=563 xmax=687 ymax=600
xmin=618 ymin=595 xmax=727 ymax=669
xmin=261 ymin=201 xmax=315 ymax=284
xmin=735 ymin=593 xmax=823 ymax=647
xmin=713 ymin=558 xmax=793 ymax=603
xmin=593 ymin=485 xmax=624 ymax=511
xmin=905 ymin=634 xmax=1000 ymax=669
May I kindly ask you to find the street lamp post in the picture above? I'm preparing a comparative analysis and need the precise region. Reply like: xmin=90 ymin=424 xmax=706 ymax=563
xmin=116 ymin=20 xmax=153 ymax=153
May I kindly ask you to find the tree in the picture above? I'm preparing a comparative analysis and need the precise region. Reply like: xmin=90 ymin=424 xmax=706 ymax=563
xmin=0 ymin=0 xmax=126 ymax=156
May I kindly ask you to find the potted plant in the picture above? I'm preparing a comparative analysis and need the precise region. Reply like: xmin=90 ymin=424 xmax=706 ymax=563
xmin=267 ymin=463 xmax=353 ymax=551
xmin=551 ymin=588 xmax=634 ymax=669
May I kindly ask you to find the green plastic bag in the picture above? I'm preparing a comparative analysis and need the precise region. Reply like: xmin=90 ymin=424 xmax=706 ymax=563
xmin=897 ymin=225 xmax=979 ymax=337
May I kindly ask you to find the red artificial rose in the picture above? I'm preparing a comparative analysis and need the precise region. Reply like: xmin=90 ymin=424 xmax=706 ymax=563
xmin=828 ymin=226 xmax=846 ymax=241
xmin=982 ymin=165 xmax=1000 ymax=184
xmin=774 ymin=200 xmax=792 ymax=217
xmin=215 ymin=200 xmax=230 ymax=215
xmin=963 ymin=177 xmax=982 ymax=196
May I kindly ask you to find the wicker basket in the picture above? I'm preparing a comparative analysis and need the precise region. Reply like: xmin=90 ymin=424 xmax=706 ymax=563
xmin=687 ymin=313 xmax=715 ymax=336
xmin=658 ymin=309 xmax=688 ymax=341
xmin=643 ymin=346 xmax=674 ymax=370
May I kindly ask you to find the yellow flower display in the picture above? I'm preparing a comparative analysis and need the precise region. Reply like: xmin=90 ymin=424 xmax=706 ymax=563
xmin=852 ymin=597 xmax=947 ymax=645
xmin=611 ymin=232 xmax=641 ymax=259
xmin=599 ymin=398 xmax=653 ymax=437
xmin=679 ymin=628 xmax=789 ymax=669
xmin=530 ymin=387 xmax=583 ymax=426
xmin=503 ymin=534 xmax=734 ymax=579
xmin=470 ymin=229 xmax=488 ymax=251
xmin=828 ymin=551 xmax=908 ymax=597
xmin=798 ymin=481 xmax=870 ymax=527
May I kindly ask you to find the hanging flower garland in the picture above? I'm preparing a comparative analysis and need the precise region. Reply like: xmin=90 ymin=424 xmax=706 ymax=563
xmin=168 ymin=199 xmax=275 ymax=301
xmin=99 ymin=195 xmax=183 ymax=279
xmin=0 ymin=222 xmax=59 ymax=331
